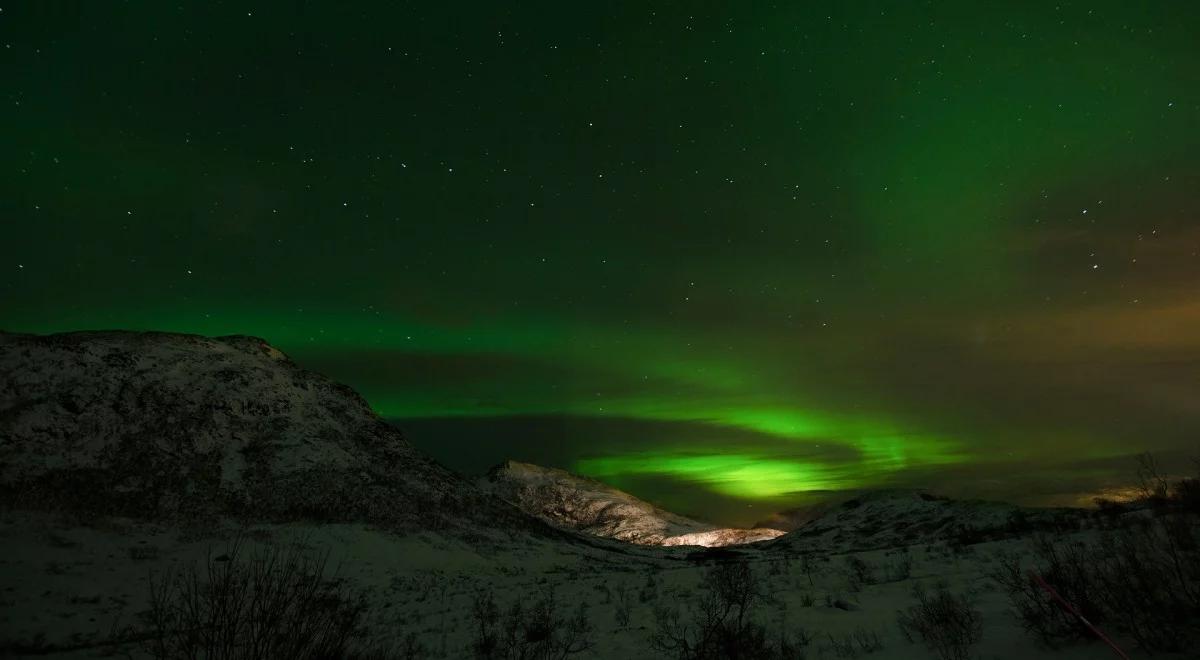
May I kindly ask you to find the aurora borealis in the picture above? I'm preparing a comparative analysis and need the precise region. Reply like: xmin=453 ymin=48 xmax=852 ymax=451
xmin=4 ymin=3 xmax=1200 ymax=525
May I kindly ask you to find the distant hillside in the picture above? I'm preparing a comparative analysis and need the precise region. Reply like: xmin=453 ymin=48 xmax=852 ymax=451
xmin=0 ymin=330 xmax=523 ymax=531
xmin=768 ymin=489 xmax=1083 ymax=552
xmin=753 ymin=495 xmax=846 ymax=532
xmin=481 ymin=460 xmax=782 ymax=547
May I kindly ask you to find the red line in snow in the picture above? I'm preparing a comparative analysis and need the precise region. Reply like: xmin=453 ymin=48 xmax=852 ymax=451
xmin=1029 ymin=570 xmax=1131 ymax=660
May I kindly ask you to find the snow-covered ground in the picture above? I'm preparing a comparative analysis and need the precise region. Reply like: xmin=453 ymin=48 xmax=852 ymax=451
xmin=2 ymin=506 xmax=1183 ymax=659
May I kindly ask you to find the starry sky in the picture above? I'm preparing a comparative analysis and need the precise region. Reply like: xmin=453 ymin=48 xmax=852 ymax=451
xmin=4 ymin=3 xmax=1200 ymax=525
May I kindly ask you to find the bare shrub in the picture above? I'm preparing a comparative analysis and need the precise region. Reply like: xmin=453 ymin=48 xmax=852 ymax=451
xmin=350 ymin=633 xmax=425 ymax=660
xmin=471 ymin=587 xmax=593 ymax=659
xmin=852 ymin=627 xmax=884 ymax=652
xmin=799 ymin=553 xmax=819 ymax=587
xmin=1137 ymin=452 xmax=1171 ymax=508
xmin=988 ymin=539 xmax=1099 ymax=646
xmin=988 ymin=551 xmax=1077 ymax=645
xmin=882 ymin=549 xmax=912 ymax=583
xmin=145 ymin=540 xmax=367 ymax=659
xmin=825 ymin=626 xmax=883 ymax=659
xmin=395 ymin=632 xmax=425 ymax=660
xmin=991 ymin=455 xmax=1200 ymax=652
xmin=895 ymin=582 xmax=981 ymax=660
xmin=640 ymin=570 xmax=659 ymax=602
xmin=841 ymin=556 xmax=874 ymax=591
xmin=471 ymin=588 xmax=501 ymax=656
xmin=650 ymin=562 xmax=809 ymax=659
xmin=995 ymin=521 xmax=1200 ymax=651
xmin=614 ymin=583 xmax=633 ymax=628
xmin=826 ymin=632 xmax=856 ymax=658
xmin=826 ymin=626 xmax=884 ymax=658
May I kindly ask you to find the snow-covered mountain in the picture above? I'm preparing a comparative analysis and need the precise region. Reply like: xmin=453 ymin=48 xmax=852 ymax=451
xmin=0 ymin=330 xmax=524 ymax=531
xmin=480 ymin=460 xmax=783 ymax=547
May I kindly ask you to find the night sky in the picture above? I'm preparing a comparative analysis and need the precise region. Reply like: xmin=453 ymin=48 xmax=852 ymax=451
xmin=4 ymin=3 xmax=1200 ymax=525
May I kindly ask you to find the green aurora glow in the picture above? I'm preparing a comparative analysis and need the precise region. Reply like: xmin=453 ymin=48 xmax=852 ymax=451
xmin=3 ymin=2 xmax=1200 ymax=523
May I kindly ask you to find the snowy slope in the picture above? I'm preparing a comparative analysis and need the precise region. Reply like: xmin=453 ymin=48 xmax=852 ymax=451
xmin=481 ymin=460 xmax=783 ymax=546
xmin=0 ymin=330 xmax=522 ymax=531
xmin=768 ymin=489 xmax=1081 ymax=552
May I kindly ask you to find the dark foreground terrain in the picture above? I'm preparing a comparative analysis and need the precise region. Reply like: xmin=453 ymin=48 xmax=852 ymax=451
xmin=2 ymin=331 xmax=1198 ymax=659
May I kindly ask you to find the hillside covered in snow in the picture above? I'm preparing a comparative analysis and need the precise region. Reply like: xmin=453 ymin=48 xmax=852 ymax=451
xmin=0 ymin=330 xmax=525 ymax=531
xmin=768 ymin=489 xmax=1081 ymax=553
xmin=481 ymin=460 xmax=783 ymax=547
